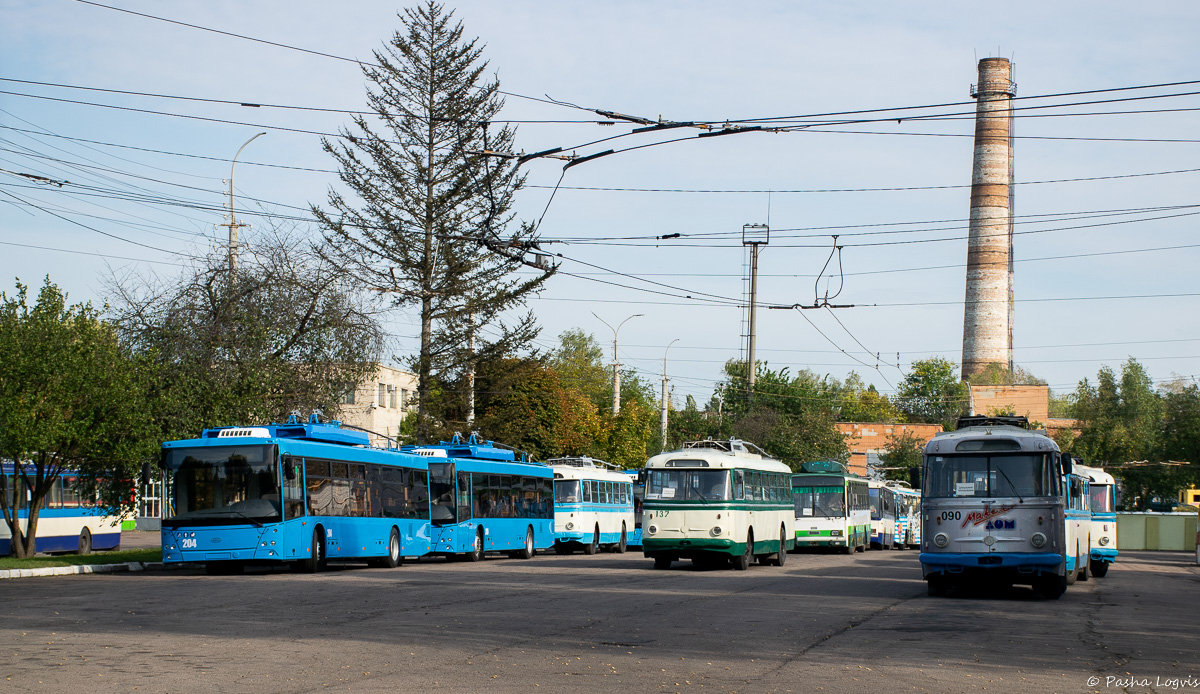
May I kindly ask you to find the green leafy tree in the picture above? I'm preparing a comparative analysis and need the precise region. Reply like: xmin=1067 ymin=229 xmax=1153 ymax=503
xmin=837 ymin=371 xmax=903 ymax=422
xmin=550 ymin=329 xmax=610 ymax=410
xmin=896 ymin=357 xmax=968 ymax=429
xmin=705 ymin=360 xmax=849 ymax=469
xmin=878 ymin=430 xmax=926 ymax=484
xmin=0 ymin=279 xmax=152 ymax=557
xmin=313 ymin=1 xmax=552 ymax=443
xmin=110 ymin=228 xmax=384 ymax=443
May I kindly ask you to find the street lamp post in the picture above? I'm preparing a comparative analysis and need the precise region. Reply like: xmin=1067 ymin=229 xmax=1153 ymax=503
xmin=221 ymin=132 xmax=266 ymax=272
xmin=660 ymin=338 xmax=679 ymax=450
xmin=593 ymin=312 xmax=643 ymax=415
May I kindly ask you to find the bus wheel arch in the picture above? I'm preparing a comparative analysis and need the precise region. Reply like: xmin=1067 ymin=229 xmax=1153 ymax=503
xmin=303 ymin=525 xmax=327 ymax=573
xmin=732 ymin=529 xmax=753 ymax=571
xmin=582 ymin=525 xmax=599 ymax=555
xmin=771 ymin=524 xmax=788 ymax=566
xmin=466 ymin=527 xmax=485 ymax=562
xmin=385 ymin=527 xmax=402 ymax=568
xmin=517 ymin=526 xmax=535 ymax=560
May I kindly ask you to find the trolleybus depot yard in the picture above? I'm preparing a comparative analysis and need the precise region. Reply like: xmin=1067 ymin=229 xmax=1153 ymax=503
xmin=4 ymin=414 xmax=1196 ymax=692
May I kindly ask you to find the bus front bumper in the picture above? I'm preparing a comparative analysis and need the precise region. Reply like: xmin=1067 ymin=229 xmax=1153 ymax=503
xmin=643 ymin=537 xmax=739 ymax=557
xmin=920 ymin=552 xmax=1062 ymax=576
xmin=1090 ymin=547 xmax=1119 ymax=563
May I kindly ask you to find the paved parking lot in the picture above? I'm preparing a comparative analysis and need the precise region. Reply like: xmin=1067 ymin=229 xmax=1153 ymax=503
xmin=2 ymin=548 xmax=1196 ymax=693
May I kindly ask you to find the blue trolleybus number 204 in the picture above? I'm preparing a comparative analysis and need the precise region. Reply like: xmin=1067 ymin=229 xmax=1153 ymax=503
xmin=160 ymin=416 xmax=553 ymax=574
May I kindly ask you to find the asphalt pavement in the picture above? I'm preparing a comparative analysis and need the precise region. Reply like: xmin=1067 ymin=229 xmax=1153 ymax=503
xmin=1 ymin=548 xmax=1195 ymax=693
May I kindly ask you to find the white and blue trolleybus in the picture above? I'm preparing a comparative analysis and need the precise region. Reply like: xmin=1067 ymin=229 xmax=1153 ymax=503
xmin=548 ymin=456 xmax=635 ymax=554
xmin=1076 ymin=463 xmax=1117 ymax=577
xmin=868 ymin=480 xmax=897 ymax=549
xmin=1 ymin=462 xmax=123 ymax=555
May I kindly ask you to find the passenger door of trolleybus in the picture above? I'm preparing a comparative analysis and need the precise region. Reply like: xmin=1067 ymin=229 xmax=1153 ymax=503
xmin=281 ymin=456 xmax=307 ymax=560
xmin=428 ymin=463 xmax=460 ymax=552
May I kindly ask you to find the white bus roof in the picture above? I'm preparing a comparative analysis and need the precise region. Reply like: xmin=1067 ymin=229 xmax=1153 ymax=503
xmin=550 ymin=463 xmax=632 ymax=483
xmin=1074 ymin=463 xmax=1116 ymax=486
xmin=646 ymin=439 xmax=789 ymax=473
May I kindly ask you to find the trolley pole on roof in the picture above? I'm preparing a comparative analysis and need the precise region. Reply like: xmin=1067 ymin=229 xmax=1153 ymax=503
xmin=593 ymin=312 xmax=642 ymax=416
xmin=218 ymin=132 xmax=265 ymax=273
xmin=660 ymin=338 xmax=679 ymax=450
xmin=742 ymin=224 xmax=769 ymax=397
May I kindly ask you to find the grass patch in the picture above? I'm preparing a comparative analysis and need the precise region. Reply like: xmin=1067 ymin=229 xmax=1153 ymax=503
xmin=0 ymin=548 xmax=161 ymax=570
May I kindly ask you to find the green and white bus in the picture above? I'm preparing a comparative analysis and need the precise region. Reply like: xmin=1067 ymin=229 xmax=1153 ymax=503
xmin=791 ymin=461 xmax=870 ymax=553
xmin=642 ymin=439 xmax=795 ymax=571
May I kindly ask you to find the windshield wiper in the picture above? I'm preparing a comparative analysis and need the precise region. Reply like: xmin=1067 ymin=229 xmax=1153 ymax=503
xmin=992 ymin=465 xmax=1024 ymax=503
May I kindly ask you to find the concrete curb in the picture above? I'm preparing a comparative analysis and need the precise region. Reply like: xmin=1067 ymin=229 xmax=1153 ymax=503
xmin=0 ymin=560 xmax=193 ymax=580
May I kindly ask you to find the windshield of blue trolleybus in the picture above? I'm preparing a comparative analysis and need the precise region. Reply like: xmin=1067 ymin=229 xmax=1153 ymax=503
xmin=794 ymin=476 xmax=845 ymax=517
xmin=646 ymin=469 xmax=729 ymax=501
xmin=162 ymin=445 xmax=280 ymax=526
xmin=924 ymin=454 xmax=1054 ymax=499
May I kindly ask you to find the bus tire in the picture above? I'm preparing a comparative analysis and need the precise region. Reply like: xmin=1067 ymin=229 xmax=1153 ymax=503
xmin=1038 ymin=573 xmax=1066 ymax=599
xmin=583 ymin=526 xmax=599 ymax=555
xmin=1089 ymin=559 xmax=1109 ymax=577
xmin=303 ymin=526 xmax=327 ymax=573
xmin=772 ymin=525 xmax=787 ymax=567
xmin=77 ymin=528 xmax=92 ymax=555
xmin=616 ymin=525 xmax=627 ymax=554
xmin=384 ymin=528 xmax=402 ymax=568
xmin=732 ymin=531 xmax=753 ymax=571
xmin=516 ymin=527 xmax=535 ymax=560
xmin=927 ymin=576 xmax=950 ymax=596
xmin=466 ymin=529 xmax=485 ymax=562
xmin=653 ymin=555 xmax=673 ymax=570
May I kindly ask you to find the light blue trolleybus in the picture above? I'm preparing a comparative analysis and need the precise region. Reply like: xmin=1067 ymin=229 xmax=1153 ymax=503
xmin=160 ymin=417 xmax=552 ymax=573
xmin=548 ymin=456 xmax=635 ymax=554
xmin=920 ymin=415 xmax=1090 ymax=599
xmin=406 ymin=433 xmax=555 ymax=561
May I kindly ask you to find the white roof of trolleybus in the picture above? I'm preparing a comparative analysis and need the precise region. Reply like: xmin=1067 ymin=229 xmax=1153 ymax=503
xmin=548 ymin=458 xmax=633 ymax=483
xmin=646 ymin=439 xmax=790 ymax=474
xmin=1074 ymin=463 xmax=1116 ymax=486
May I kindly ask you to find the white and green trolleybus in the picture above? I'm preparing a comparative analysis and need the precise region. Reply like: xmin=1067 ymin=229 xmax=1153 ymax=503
xmin=791 ymin=460 xmax=870 ymax=553
xmin=642 ymin=439 xmax=795 ymax=570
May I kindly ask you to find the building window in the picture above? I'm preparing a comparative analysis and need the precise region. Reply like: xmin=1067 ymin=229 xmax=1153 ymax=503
xmin=400 ymin=388 xmax=409 ymax=409
xmin=339 ymin=384 xmax=356 ymax=405
xmin=378 ymin=383 xmax=386 ymax=407
xmin=388 ymin=385 xmax=397 ymax=409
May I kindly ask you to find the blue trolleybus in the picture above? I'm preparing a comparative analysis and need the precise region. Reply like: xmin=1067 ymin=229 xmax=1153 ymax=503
xmin=160 ymin=418 xmax=552 ymax=573
xmin=406 ymin=434 xmax=554 ymax=561
xmin=1 ymin=463 xmax=123 ymax=555
xmin=920 ymin=415 xmax=1089 ymax=599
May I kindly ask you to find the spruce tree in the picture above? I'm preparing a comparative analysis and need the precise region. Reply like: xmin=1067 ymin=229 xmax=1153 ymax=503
xmin=314 ymin=2 xmax=552 ymax=442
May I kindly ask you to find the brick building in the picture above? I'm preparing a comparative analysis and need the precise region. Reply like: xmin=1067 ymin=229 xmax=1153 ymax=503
xmin=836 ymin=422 xmax=945 ymax=477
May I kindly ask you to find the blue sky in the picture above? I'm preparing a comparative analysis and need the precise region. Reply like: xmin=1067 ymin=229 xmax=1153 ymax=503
xmin=2 ymin=0 xmax=1199 ymax=405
